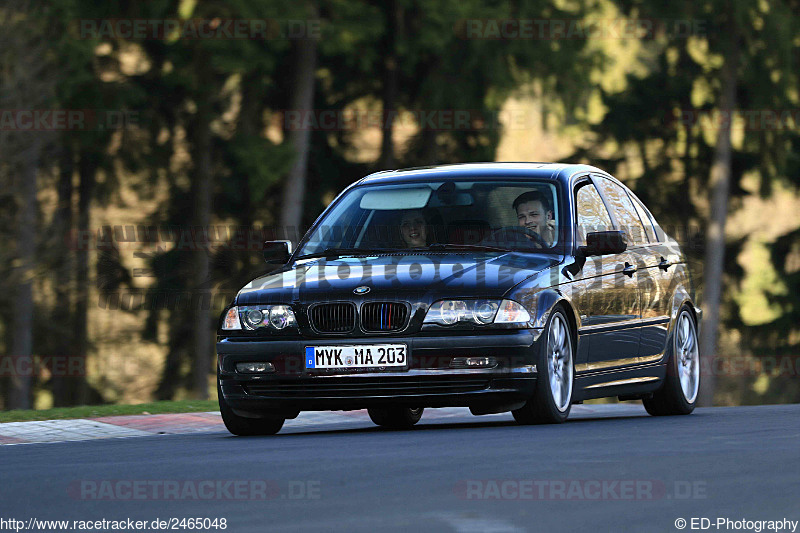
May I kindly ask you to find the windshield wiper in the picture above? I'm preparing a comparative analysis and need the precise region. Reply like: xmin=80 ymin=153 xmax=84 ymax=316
xmin=295 ymin=247 xmax=404 ymax=260
xmin=423 ymin=243 xmax=511 ymax=253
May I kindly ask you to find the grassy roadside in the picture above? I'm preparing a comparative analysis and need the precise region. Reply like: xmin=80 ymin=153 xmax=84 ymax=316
xmin=0 ymin=400 xmax=219 ymax=423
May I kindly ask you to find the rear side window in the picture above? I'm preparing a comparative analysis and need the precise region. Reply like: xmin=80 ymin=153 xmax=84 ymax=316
xmin=575 ymin=182 xmax=613 ymax=246
xmin=595 ymin=177 xmax=647 ymax=246
xmin=629 ymin=193 xmax=658 ymax=243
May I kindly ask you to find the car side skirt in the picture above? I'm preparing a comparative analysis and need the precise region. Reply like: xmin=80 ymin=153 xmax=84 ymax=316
xmin=573 ymin=363 xmax=666 ymax=402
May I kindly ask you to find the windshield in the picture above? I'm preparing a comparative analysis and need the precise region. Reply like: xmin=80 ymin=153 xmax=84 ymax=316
xmin=296 ymin=179 xmax=563 ymax=258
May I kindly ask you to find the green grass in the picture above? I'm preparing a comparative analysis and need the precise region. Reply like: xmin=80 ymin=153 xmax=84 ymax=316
xmin=0 ymin=400 xmax=219 ymax=423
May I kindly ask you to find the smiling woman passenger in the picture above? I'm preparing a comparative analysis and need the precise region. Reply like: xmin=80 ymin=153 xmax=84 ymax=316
xmin=399 ymin=209 xmax=428 ymax=247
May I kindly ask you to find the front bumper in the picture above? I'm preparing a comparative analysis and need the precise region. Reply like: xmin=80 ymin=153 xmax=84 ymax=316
xmin=217 ymin=330 xmax=540 ymax=413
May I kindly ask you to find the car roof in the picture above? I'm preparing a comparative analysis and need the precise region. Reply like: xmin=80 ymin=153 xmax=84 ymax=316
xmin=357 ymin=162 xmax=608 ymax=186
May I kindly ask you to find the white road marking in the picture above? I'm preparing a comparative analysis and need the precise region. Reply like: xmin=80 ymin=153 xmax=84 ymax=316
xmin=434 ymin=512 xmax=524 ymax=533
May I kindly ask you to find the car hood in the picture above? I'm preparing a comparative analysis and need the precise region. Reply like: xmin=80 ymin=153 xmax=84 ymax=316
xmin=236 ymin=252 xmax=560 ymax=305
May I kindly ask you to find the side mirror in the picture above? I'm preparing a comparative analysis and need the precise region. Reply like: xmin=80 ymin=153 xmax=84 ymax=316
xmin=263 ymin=240 xmax=292 ymax=264
xmin=581 ymin=231 xmax=627 ymax=256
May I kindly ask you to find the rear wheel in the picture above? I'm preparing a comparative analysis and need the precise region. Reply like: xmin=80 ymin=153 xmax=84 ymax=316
xmin=513 ymin=308 xmax=574 ymax=424
xmin=218 ymin=380 xmax=284 ymax=436
xmin=643 ymin=306 xmax=700 ymax=416
xmin=368 ymin=407 xmax=424 ymax=429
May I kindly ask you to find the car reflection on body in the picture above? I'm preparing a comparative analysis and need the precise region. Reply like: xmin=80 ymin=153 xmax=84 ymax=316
xmin=216 ymin=163 xmax=701 ymax=435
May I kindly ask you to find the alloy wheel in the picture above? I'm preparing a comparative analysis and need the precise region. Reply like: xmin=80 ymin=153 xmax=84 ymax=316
xmin=676 ymin=311 xmax=700 ymax=404
xmin=547 ymin=313 xmax=573 ymax=412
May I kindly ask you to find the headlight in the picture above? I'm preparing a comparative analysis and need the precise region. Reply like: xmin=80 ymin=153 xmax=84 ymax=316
xmin=244 ymin=308 xmax=266 ymax=329
xmin=423 ymin=299 xmax=527 ymax=327
xmin=222 ymin=305 xmax=297 ymax=331
xmin=473 ymin=301 xmax=499 ymax=324
xmin=269 ymin=305 xmax=296 ymax=329
xmin=434 ymin=300 xmax=468 ymax=325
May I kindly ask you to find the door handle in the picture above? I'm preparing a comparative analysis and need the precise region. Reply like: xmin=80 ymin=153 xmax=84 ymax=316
xmin=658 ymin=257 xmax=671 ymax=271
xmin=622 ymin=262 xmax=637 ymax=277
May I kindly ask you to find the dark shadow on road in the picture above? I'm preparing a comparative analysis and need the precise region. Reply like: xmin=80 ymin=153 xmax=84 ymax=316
xmin=202 ymin=411 xmax=668 ymax=440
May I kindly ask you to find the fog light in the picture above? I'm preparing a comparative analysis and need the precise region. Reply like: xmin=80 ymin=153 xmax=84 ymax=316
xmin=450 ymin=357 xmax=497 ymax=369
xmin=236 ymin=362 xmax=275 ymax=373
xmin=466 ymin=357 xmax=496 ymax=368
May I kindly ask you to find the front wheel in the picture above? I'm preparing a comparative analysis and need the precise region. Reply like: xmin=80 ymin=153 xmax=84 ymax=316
xmin=643 ymin=307 xmax=700 ymax=416
xmin=368 ymin=407 xmax=424 ymax=429
xmin=513 ymin=308 xmax=574 ymax=424
xmin=218 ymin=380 xmax=285 ymax=436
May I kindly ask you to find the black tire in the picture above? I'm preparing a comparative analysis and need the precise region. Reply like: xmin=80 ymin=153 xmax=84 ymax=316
xmin=368 ymin=407 xmax=424 ymax=429
xmin=512 ymin=308 xmax=574 ymax=425
xmin=643 ymin=306 xmax=699 ymax=416
xmin=218 ymin=380 xmax=284 ymax=436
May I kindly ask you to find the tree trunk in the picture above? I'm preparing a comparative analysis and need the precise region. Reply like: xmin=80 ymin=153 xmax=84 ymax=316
xmin=52 ymin=141 xmax=75 ymax=406
xmin=1 ymin=0 xmax=58 ymax=409
xmin=379 ymin=0 xmax=400 ymax=169
xmin=8 ymin=137 xmax=42 ymax=410
xmin=73 ymin=150 xmax=98 ymax=406
xmin=238 ymin=72 xmax=260 ymax=230
xmin=698 ymin=35 xmax=739 ymax=407
xmin=191 ymin=92 xmax=213 ymax=400
xmin=279 ymin=1 xmax=319 ymax=241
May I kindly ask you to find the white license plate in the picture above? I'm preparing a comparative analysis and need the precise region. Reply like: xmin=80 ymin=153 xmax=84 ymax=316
xmin=305 ymin=344 xmax=407 ymax=369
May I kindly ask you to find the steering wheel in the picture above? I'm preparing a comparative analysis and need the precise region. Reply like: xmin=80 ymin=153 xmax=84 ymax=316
xmin=483 ymin=226 xmax=547 ymax=249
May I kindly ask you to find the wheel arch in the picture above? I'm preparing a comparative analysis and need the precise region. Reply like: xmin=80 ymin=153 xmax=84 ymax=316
xmin=669 ymin=285 xmax=701 ymax=338
xmin=527 ymin=288 xmax=579 ymax=344
xmin=660 ymin=284 xmax=702 ymax=368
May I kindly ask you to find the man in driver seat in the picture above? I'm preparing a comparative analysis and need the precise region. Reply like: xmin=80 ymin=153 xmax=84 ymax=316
xmin=513 ymin=190 xmax=556 ymax=246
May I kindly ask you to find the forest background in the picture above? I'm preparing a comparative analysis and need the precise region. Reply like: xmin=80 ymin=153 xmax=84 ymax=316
xmin=1 ymin=0 xmax=799 ymax=410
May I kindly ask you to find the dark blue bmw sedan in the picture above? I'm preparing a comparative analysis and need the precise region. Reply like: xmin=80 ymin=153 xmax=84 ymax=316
xmin=216 ymin=163 xmax=701 ymax=435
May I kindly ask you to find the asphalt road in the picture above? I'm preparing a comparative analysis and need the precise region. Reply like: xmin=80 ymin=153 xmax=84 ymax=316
xmin=1 ymin=404 xmax=799 ymax=533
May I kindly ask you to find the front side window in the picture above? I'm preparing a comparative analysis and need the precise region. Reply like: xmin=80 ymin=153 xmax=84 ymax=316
xmin=595 ymin=177 xmax=647 ymax=246
xmin=575 ymin=182 xmax=613 ymax=246
xmin=296 ymin=179 xmax=563 ymax=257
